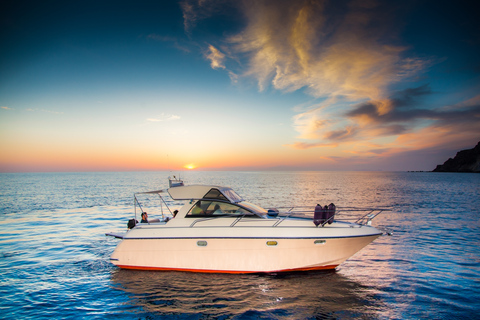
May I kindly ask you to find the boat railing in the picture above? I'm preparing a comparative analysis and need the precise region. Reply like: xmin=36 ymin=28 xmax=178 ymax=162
xmin=270 ymin=206 xmax=391 ymax=226
xmin=186 ymin=206 xmax=392 ymax=228
xmin=186 ymin=206 xmax=390 ymax=228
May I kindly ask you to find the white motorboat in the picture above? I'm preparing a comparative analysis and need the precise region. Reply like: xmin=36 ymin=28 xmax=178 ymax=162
xmin=107 ymin=181 xmax=386 ymax=273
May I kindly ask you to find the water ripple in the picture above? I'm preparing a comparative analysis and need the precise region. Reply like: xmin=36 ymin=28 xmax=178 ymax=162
xmin=0 ymin=171 xmax=479 ymax=319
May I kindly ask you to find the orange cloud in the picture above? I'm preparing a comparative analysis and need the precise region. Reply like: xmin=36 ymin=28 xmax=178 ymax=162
xmin=180 ymin=0 xmax=478 ymax=168
xmin=228 ymin=1 xmax=419 ymax=98
xmin=205 ymin=44 xmax=226 ymax=69
xmin=197 ymin=0 xmax=429 ymax=146
xmin=285 ymin=142 xmax=338 ymax=150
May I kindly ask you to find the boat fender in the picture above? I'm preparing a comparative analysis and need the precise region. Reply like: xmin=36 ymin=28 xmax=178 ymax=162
xmin=313 ymin=204 xmax=325 ymax=227
xmin=267 ymin=208 xmax=279 ymax=217
xmin=327 ymin=203 xmax=336 ymax=224
xmin=323 ymin=205 xmax=329 ymax=225
xmin=127 ymin=219 xmax=138 ymax=229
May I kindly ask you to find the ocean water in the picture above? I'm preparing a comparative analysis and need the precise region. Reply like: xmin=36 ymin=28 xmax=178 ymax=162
xmin=0 ymin=171 xmax=479 ymax=319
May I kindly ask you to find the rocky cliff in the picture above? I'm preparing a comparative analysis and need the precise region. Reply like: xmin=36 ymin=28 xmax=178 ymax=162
xmin=433 ymin=141 xmax=480 ymax=172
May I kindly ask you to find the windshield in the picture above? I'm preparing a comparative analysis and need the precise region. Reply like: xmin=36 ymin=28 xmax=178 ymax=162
xmin=187 ymin=200 xmax=252 ymax=217
xmin=222 ymin=189 xmax=244 ymax=203
xmin=239 ymin=202 xmax=268 ymax=217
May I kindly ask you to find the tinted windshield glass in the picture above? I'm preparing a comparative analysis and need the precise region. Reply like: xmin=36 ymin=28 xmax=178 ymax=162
xmin=222 ymin=189 xmax=244 ymax=203
xmin=203 ymin=189 xmax=228 ymax=201
xmin=187 ymin=201 xmax=252 ymax=217
xmin=239 ymin=202 xmax=268 ymax=217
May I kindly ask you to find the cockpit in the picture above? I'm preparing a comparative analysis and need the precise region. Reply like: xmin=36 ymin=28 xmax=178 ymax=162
xmin=184 ymin=187 xmax=268 ymax=218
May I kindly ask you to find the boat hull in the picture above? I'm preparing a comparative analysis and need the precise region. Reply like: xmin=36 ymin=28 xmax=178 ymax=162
xmin=110 ymin=234 xmax=380 ymax=273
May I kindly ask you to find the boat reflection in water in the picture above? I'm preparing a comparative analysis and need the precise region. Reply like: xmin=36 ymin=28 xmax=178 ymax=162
xmin=110 ymin=268 xmax=382 ymax=318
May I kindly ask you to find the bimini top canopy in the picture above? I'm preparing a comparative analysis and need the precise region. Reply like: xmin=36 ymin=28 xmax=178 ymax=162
xmin=167 ymin=185 xmax=244 ymax=203
xmin=135 ymin=185 xmax=244 ymax=203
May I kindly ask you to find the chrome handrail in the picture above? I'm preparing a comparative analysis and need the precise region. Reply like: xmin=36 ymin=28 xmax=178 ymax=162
xmin=171 ymin=205 xmax=391 ymax=228
xmin=267 ymin=206 xmax=391 ymax=226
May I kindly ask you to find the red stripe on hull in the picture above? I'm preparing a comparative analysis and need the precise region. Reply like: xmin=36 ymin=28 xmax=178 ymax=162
xmin=115 ymin=264 xmax=338 ymax=274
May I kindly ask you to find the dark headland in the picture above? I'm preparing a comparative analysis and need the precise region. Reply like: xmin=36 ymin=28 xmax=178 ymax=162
xmin=433 ymin=141 xmax=480 ymax=172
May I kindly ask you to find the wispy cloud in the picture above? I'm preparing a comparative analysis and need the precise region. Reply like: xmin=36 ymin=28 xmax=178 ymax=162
xmin=181 ymin=0 xmax=226 ymax=34
xmin=26 ymin=108 xmax=63 ymax=114
xmin=1 ymin=106 xmax=11 ymax=110
xmin=205 ymin=44 xmax=226 ymax=69
xmin=224 ymin=0 xmax=421 ymax=100
xmin=181 ymin=0 xmax=197 ymax=34
xmin=284 ymin=141 xmax=338 ymax=150
xmin=345 ymin=85 xmax=480 ymax=138
xmin=225 ymin=0 xmax=432 ymax=145
xmin=147 ymin=113 xmax=181 ymax=122
xmin=182 ymin=1 xmax=426 ymax=118
xmin=181 ymin=0 xmax=478 ymax=161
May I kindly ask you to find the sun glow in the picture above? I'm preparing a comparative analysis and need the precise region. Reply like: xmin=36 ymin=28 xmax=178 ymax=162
xmin=184 ymin=163 xmax=196 ymax=170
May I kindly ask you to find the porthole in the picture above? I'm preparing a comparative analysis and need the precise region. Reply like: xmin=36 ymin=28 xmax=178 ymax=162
xmin=266 ymin=240 xmax=278 ymax=246
xmin=314 ymin=239 xmax=326 ymax=245
xmin=197 ymin=240 xmax=208 ymax=247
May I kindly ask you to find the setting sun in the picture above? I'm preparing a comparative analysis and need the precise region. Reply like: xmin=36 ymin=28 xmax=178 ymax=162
xmin=184 ymin=164 xmax=196 ymax=170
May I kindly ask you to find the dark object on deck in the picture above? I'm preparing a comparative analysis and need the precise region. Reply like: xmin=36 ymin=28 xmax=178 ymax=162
xmin=326 ymin=203 xmax=336 ymax=224
xmin=267 ymin=208 xmax=279 ymax=217
xmin=314 ymin=203 xmax=336 ymax=226
xmin=127 ymin=219 xmax=137 ymax=229
xmin=314 ymin=204 xmax=324 ymax=227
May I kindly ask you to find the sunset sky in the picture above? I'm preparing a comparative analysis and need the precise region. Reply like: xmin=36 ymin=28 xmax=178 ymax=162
xmin=1 ymin=0 xmax=479 ymax=172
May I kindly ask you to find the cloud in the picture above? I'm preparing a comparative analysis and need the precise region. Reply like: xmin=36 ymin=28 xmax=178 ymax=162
xmin=346 ymin=84 xmax=480 ymax=132
xmin=146 ymin=113 xmax=181 ymax=122
xmin=181 ymin=0 xmax=423 ymax=99
xmin=287 ymin=84 xmax=480 ymax=157
xmin=324 ymin=125 xmax=359 ymax=141
xmin=347 ymin=95 xmax=480 ymax=156
xmin=181 ymin=0 xmax=432 ymax=139
xmin=287 ymin=83 xmax=439 ymax=148
xmin=205 ymin=44 xmax=226 ymax=69
xmin=346 ymin=85 xmax=434 ymax=125
xmin=354 ymin=148 xmax=392 ymax=155
xmin=285 ymin=141 xmax=338 ymax=150
xmin=1 ymin=106 xmax=11 ymax=110
xmin=26 ymin=108 xmax=63 ymax=114
xmin=181 ymin=1 xmax=197 ymax=34
xmin=181 ymin=0 xmax=478 ymax=162
xmin=458 ymin=94 xmax=480 ymax=107
xmin=181 ymin=0 xmax=227 ymax=34
xmin=223 ymin=0 xmax=422 ymax=100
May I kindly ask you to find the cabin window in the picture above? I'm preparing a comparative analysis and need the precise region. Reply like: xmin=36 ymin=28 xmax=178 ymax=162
xmin=203 ymin=189 xmax=228 ymax=201
xmin=187 ymin=200 xmax=251 ymax=217
xmin=222 ymin=189 xmax=243 ymax=203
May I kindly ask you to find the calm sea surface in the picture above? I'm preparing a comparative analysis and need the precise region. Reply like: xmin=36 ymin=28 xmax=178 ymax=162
xmin=0 ymin=171 xmax=479 ymax=319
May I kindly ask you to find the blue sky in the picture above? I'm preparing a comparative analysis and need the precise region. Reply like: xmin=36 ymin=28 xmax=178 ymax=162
xmin=1 ymin=0 xmax=479 ymax=172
